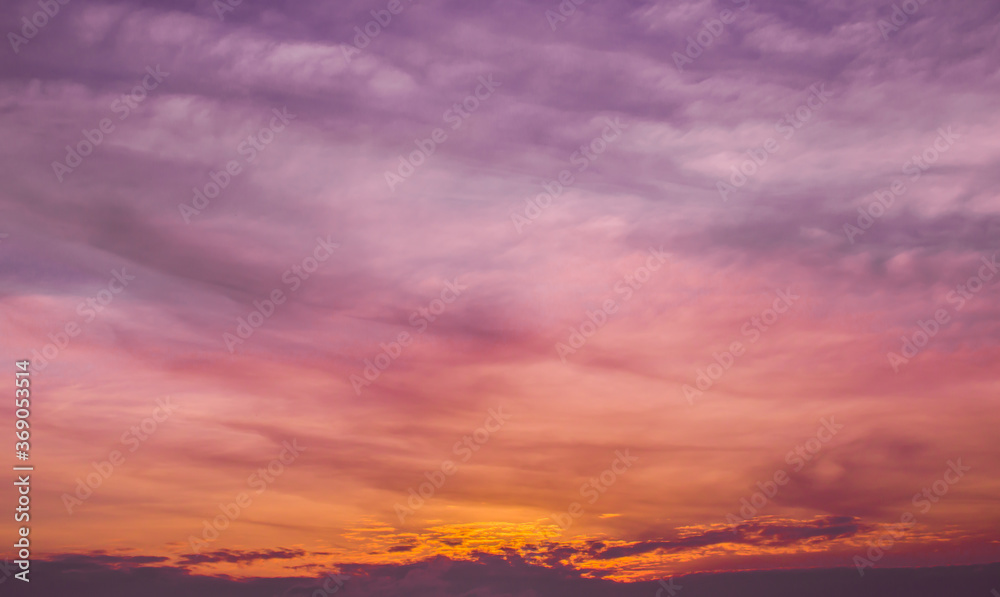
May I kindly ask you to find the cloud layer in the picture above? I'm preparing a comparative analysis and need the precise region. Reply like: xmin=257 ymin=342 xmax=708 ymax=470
xmin=0 ymin=0 xmax=998 ymax=586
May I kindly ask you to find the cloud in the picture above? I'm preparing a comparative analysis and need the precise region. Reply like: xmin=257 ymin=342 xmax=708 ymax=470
xmin=591 ymin=515 xmax=867 ymax=559
xmin=26 ymin=553 xmax=1000 ymax=597
xmin=1 ymin=0 xmax=999 ymax=582
xmin=177 ymin=548 xmax=310 ymax=566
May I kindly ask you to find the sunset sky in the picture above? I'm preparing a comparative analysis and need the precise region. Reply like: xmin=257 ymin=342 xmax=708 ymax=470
xmin=1 ymin=0 xmax=999 ymax=594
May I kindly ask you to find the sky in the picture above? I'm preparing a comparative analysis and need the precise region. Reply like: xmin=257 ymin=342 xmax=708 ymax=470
xmin=0 ymin=0 xmax=999 ymax=594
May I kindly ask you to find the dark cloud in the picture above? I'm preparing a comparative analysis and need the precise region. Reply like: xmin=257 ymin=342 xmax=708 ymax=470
xmin=592 ymin=515 xmax=867 ymax=559
xmin=177 ymin=547 xmax=309 ymax=566
xmin=386 ymin=545 xmax=416 ymax=553
xmin=22 ymin=554 xmax=1000 ymax=597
